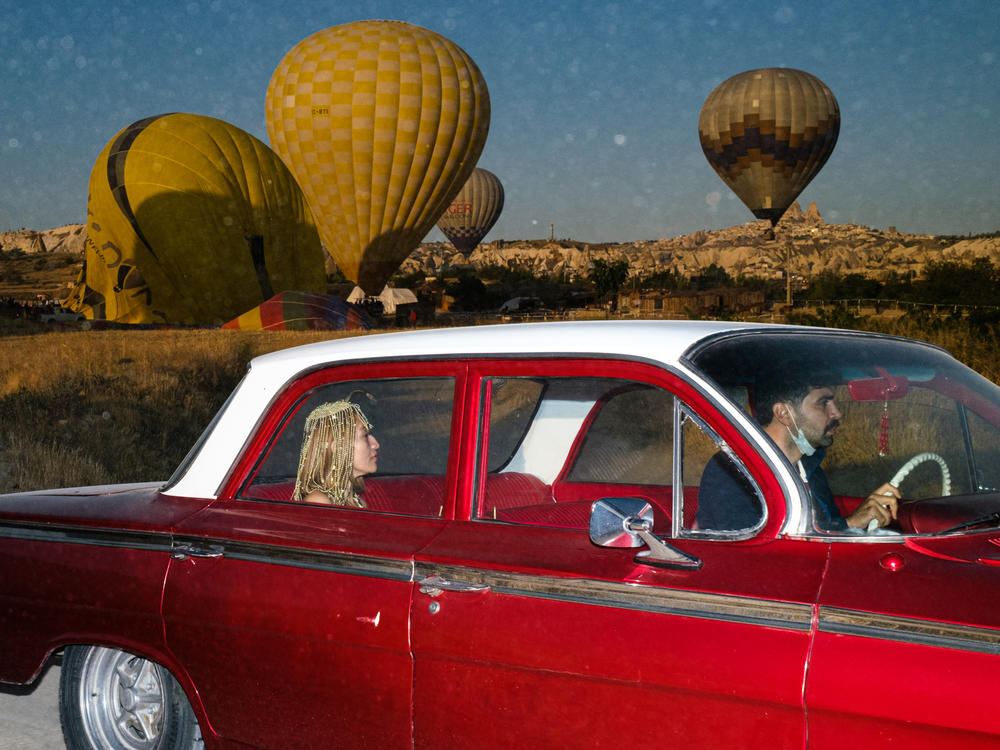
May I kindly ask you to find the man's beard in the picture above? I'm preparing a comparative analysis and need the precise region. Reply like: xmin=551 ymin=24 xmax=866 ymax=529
xmin=811 ymin=418 xmax=840 ymax=449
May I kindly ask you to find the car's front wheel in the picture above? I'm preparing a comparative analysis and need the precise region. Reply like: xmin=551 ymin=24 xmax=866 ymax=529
xmin=59 ymin=645 xmax=202 ymax=750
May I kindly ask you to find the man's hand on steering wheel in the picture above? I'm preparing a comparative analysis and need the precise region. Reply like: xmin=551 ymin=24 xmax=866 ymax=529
xmin=846 ymin=482 xmax=901 ymax=529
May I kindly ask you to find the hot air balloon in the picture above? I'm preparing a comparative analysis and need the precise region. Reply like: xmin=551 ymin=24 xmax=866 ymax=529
xmin=65 ymin=113 xmax=326 ymax=325
xmin=221 ymin=290 xmax=373 ymax=331
xmin=436 ymin=167 xmax=504 ymax=253
xmin=698 ymin=68 xmax=840 ymax=227
xmin=266 ymin=20 xmax=490 ymax=295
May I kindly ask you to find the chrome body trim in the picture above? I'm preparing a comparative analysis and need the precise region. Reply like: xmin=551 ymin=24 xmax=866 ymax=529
xmin=0 ymin=521 xmax=172 ymax=553
xmin=415 ymin=562 xmax=813 ymax=630
xmin=819 ymin=606 xmax=1000 ymax=655
xmin=181 ymin=536 xmax=414 ymax=581
xmin=0 ymin=523 xmax=414 ymax=582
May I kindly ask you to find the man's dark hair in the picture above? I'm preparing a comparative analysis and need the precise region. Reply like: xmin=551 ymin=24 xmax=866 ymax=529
xmin=753 ymin=365 xmax=840 ymax=427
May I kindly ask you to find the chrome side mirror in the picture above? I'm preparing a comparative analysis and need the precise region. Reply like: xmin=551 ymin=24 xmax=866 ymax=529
xmin=590 ymin=497 xmax=701 ymax=570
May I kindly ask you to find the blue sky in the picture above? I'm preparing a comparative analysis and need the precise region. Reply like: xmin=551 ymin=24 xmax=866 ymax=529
xmin=2 ymin=0 xmax=997 ymax=241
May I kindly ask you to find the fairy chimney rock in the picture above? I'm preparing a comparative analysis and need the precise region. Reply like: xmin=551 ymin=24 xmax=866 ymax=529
xmin=783 ymin=201 xmax=805 ymax=222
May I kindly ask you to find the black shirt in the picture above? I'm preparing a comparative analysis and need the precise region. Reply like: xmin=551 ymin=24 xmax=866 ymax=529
xmin=696 ymin=448 xmax=847 ymax=532
xmin=695 ymin=452 xmax=763 ymax=530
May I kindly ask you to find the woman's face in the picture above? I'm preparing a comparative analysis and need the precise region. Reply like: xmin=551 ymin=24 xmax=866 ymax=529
xmin=351 ymin=415 xmax=379 ymax=477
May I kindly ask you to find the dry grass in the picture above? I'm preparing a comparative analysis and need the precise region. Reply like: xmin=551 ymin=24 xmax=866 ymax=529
xmin=865 ymin=317 xmax=1000 ymax=384
xmin=0 ymin=252 xmax=82 ymax=300
xmin=0 ymin=328 xmax=371 ymax=492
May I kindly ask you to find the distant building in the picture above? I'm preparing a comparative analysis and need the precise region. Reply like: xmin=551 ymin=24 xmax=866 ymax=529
xmin=617 ymin=288 xmax=765 ymax=316
xmin=347 ymin=285 xmax=421 ymax=324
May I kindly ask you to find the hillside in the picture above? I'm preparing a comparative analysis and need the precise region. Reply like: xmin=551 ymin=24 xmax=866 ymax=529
xmin=0 ymin=225 xmax=87 ymax=301
xmin=2 ymin=207 xmax=998 ymax=303
xmin=402 ymin=203 xmax=1000 ymax=284
xmin=0 ymin=225 xmax=87 ymax=256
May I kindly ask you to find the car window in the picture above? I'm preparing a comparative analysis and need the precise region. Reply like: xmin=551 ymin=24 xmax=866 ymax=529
xmin=680 ymin=406 xmax=765 ymax=537
xmin=968 ymin=410 xmax=1000 ymax=493
xmin=566 ymin=384 xmax=672 ymax=485
xmin=688 ymin=330 xmax=1000 ymax=537
xmin=825 ymin=384 xmax=971 ymax=499
xmin=240 ymin=377 xmax=455 ymax=516
xmin=480 ymin=377 xmax=545 ymax=473
xmin=473 ymin=374 xmax=763 ymax=537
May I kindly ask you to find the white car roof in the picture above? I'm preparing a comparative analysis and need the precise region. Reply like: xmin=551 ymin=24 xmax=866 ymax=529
xmin=255 ymin=318 xmax=758 ymax=368
xmin=164 ymin=320 xmax=783 ymax=499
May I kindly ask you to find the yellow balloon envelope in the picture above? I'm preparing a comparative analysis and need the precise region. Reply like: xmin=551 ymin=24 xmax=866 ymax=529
xmin=266 ymin=20 xmax=490 ymax=294
xmin=698 ymin=68 xmax=840 ymax=226
xmin=436 ymin=167 xmax=505 ymax=253
xmin=66 ymin=113 xmax=325 ymax=325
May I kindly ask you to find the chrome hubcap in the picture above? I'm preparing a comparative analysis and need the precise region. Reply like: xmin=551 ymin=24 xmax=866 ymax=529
xmin=78 ymin=648 xmax=167 ymax=750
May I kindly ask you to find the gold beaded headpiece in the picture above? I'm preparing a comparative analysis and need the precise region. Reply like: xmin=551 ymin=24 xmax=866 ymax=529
xmin=292 ymin=400 xmax=372 ymax=507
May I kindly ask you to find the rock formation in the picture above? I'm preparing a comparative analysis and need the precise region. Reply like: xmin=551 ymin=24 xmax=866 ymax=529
xmin=403 ymin=211 xmax=995 ymax=284
xmin=4 ymin=212 xmax=998 ymax=291
xmin=0 ymin=225 xmax=86 ymax=256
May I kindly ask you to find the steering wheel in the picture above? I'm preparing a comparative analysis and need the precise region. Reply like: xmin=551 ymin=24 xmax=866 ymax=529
xmin=864 ymin=452 xmax=951 ymax=534
xmin=890 ymin=452 xmax=951 ymax=497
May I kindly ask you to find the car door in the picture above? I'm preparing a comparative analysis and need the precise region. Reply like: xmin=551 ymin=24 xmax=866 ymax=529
xmin=410 ymin=359 xmax=828 ymax=749
xmin=162 ymin=361 xmax=463 ymax=749
xmin=806 ymin=378 xmax=1000 ymax=747
xmin=808 ymin=540 xmax=1000 ymax=749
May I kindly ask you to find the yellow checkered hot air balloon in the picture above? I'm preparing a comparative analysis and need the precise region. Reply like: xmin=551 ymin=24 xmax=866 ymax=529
xmin=698 ymin=68 xmax=840 ymax=227
xmin=66 ymin=113 xmax=325 ymax=325
xmin=266 ymin=20 xmax=491 ymax=295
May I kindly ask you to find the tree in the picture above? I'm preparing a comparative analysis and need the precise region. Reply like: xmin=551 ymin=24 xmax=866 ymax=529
xmin=640 ymin=268 xmax=687 ymax=291
xmin=691 ymin=263 xmax=732 ymax=290
xmin=805 ymin=271 xmax=881 ymax=301
xmin=919 ymin=258 xmax=999 ymax=307
xmin=446 ymin=272 xmax=492 ymax=311
xmin=588 ymin=259 xmax=629 ymax=309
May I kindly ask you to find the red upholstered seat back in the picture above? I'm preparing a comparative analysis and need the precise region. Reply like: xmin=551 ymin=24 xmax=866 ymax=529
xmin=243 ymin=482 xmax=295 ymax=502
xmin=479 ymin=472 xmax=552 ymax=517
xmin=242 ymin=476 xmax=446 ymax=516
xmin=362 ymin=475 xmax=446 ymax=516
xmin=496 ymin=500 xmax=593 ymax=528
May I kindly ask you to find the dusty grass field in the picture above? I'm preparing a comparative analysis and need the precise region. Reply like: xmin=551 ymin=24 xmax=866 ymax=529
xmin=0 ymin=325 xmax=374 ymax=492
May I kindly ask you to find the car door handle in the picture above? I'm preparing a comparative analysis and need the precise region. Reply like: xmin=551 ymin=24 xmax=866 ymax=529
xmin=418 ymin=574 xmax=490 ymax=597
xmin=171 ymin=541 xmax=224 ymax=560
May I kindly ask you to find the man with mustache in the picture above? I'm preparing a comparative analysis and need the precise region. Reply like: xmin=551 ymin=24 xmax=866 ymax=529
xmin=696 ymin=368 xmax=901 ymax=532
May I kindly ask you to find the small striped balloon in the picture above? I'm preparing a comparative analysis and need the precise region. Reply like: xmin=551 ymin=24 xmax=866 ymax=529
xmin=436 ymin=168 xmax=505 ymax=253
xmin=221 ymin=290 xmax=373 ymax=331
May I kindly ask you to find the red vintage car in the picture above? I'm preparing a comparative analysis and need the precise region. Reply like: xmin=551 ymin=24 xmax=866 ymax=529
xmin=2 ymin=320 xmax=1000 ymax=749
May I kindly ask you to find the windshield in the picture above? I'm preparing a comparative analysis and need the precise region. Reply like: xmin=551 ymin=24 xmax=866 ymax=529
xmin=687 ymin=330 xmax=1000 ymax=536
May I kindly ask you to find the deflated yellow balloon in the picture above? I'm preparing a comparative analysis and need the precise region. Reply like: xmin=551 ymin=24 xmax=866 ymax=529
xmin=66 ymin=113 xmax=326 ymax=325
xmin=698 ymin=68 xmax=840 ymax=226
xmin=266 ymin=20 xmax=490 ymax=294
xmin=437 ymin=168 xmax=505 ymax=253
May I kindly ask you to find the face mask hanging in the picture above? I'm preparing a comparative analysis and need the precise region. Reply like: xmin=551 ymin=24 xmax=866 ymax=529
xmin=785 ymin=410 xmax=816 ymax=457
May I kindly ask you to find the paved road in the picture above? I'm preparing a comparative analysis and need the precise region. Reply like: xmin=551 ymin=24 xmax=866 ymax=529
xmin=0 ymin=662 xmax=63 ymax=749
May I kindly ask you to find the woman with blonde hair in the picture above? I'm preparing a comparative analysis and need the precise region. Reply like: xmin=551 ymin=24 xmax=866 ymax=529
xmin=292 ymin=400 xmax=379 ymax=507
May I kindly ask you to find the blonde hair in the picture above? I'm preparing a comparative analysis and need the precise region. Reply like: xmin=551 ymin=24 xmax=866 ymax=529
xmin=292 ymin=400 xmax=372 ymax=507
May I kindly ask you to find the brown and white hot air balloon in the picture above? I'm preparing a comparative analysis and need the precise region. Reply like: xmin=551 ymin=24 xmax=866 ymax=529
xmin=698 ymin=68 xmax=840 ymax=227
